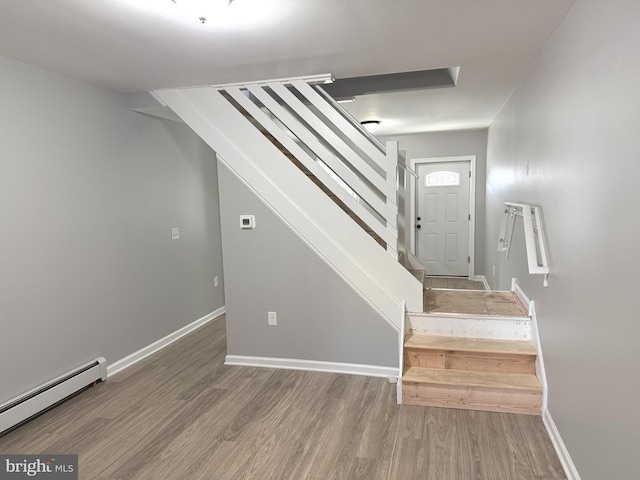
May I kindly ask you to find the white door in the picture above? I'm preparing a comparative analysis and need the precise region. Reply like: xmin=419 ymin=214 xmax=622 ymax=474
xmin=415 ymin=161 xmax=471 ymax=276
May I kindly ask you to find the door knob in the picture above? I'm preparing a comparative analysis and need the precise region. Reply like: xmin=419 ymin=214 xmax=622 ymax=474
xmin=416 ymin=225 xmax=421 ymax=229
xmin=417 ymin=216 xmax=421 ymax=221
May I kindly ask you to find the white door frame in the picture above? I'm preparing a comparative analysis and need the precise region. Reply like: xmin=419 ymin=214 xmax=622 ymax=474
xmin=409 ymin=155 xmax=476 ymax=279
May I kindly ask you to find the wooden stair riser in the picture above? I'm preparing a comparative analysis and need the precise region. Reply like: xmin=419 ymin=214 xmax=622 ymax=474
xmin=404 ymin=349 xmax=536 ymax=375
xmin=402 ymin=334 xmax=542 ymax=415
xmin=407 ymin=314 xmax=531 ymax=341
xmin=402 ymin=382 xmax=542 ymax=415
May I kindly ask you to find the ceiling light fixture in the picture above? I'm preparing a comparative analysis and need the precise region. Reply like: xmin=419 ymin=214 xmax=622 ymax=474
xmin=172 ymin=0 xmax=233 ymax=24
xmin=361 ymin=120 xmax=381 ymax=134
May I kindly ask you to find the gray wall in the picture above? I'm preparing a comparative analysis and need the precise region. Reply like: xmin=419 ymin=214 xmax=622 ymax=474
xmin=218 ymin=163 xmax=398 ymax=368
xmin=0 ymin=55 xmax=224 ymax=403
xmin=379 ymin=129 xmax=488 ymax=275
xmin=483 ymin=1 xmax=639 ymax=478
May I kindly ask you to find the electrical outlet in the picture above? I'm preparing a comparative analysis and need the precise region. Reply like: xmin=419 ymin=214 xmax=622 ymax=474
xmin=171 ymin=227 xmax=180 ymax=240
xmin=268 ymin=311 xmax=277 ymax=326
xmin=214 ymin=276 xmax=219 ymax=287
xmin=492 ymin=265 xmax=496 ymax=276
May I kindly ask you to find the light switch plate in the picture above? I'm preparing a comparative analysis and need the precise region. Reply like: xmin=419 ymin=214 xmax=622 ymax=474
xmin=171 ymin=227 xmax=180 ymax=240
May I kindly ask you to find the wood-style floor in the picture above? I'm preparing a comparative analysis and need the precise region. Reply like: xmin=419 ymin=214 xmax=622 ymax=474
xmin=0 ymin=317 xmax=566 ymax=480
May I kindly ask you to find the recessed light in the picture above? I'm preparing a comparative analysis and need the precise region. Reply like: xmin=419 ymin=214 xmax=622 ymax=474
xmin=361 ymin=120 xmax=381 ymax=133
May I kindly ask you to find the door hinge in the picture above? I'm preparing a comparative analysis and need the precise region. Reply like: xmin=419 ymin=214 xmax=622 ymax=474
xmin=469 ymin=171 xmax=472 ymax=178
xmin=468 ymin=256 xmax=471 ymax=263
xmin=468 ymin=214 xmax=471 ymax=221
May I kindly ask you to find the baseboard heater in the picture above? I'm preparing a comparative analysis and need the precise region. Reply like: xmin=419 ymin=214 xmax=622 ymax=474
xmin=0 ymin=357 xmax=107 ymax=435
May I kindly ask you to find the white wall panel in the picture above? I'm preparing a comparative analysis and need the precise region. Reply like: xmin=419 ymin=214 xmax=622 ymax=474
xmin=483 ymin=2 xmax=640 ymax=477
xmin=0 ymin=55 xmax=224 ymax=403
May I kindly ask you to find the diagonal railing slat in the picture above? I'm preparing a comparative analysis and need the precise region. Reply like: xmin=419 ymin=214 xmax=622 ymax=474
xmin=244 ymin=84 xmax=397 ymax=241
xmin=268 ymin=82 xmax=397 ymax=205
xmin=292 ymin=80 xmax=396 ymax=180
xmin=224 ymin=86 xmax=397 ymax=247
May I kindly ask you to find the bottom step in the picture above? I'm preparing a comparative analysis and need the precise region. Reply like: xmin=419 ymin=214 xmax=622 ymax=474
xmin=403 ymin=367 xmax=542 ymax=415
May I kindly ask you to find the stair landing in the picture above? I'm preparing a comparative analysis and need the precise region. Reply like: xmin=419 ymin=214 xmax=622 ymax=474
xmin=424 ymin=289 xmax=528 ymax=317
xmin=410 ymin=288 xmax=531 ymax=341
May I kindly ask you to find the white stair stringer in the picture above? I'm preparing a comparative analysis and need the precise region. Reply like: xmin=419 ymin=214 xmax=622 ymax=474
xmin=154 ymin=86 xmax=422 ymax=331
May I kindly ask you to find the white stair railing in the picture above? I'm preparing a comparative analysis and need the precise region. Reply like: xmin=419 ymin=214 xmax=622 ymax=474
xmin=216 ymin=77 xmax=399 ymax=256
xmin=153 ymin=75 xmax=424 ymax=330
xmin=498 ymin=202 xmax=550 ymax=286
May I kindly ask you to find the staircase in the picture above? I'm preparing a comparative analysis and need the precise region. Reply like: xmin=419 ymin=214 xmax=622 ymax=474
xmin=152 ymin=74 xmax=422 ymax=334
xmin=401 ymin=283 xmax=543 ymax=415
xmin=150 ymin=75 xmax=543 ymax=415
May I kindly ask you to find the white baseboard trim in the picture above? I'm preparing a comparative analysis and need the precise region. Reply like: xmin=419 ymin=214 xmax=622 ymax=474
xmin=543 ymin=409 xmax=581 ymax=480
xmin=510 ymin=279 xmax=548 ymax=411
xmin=511 ymin=278 xmax=530 ymax=311
xmin=530 ymin=302 xmax=548 ymax=411
xmin=224 ymin=355 xmax=398 ymax=379
xmin=474 ymin=275 xmax=490 ymax=290
xmin=107 ymin=306 xmax=225 ymax=377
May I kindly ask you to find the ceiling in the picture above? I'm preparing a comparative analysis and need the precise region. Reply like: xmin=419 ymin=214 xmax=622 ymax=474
xmin=0 ymin=0 xmax=575 ymax=135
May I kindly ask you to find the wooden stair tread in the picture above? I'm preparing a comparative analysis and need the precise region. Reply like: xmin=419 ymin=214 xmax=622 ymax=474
xmin=405 ymin=334 xmax=536 ymax=356
xmin=403 ymin=366 xmax=542 ymax=392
